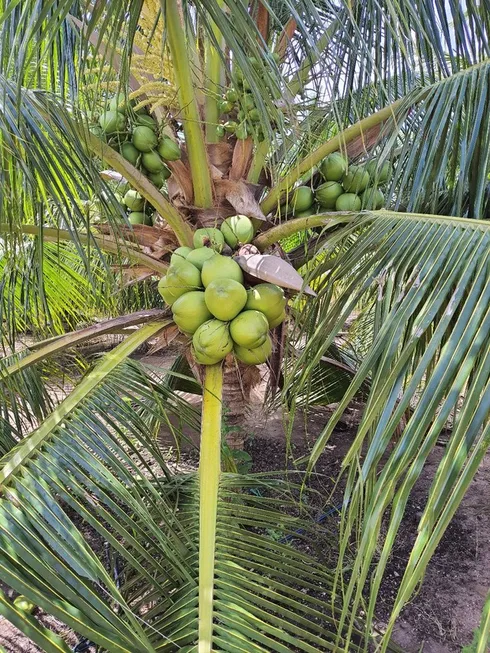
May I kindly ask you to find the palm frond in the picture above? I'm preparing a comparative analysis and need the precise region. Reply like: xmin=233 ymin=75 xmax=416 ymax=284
xmin=285 ymin=210 xmax=490 ymax=650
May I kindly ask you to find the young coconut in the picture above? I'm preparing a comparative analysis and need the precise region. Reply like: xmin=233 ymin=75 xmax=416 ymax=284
xmin=158 ymin=261 xmax=202 ymax=305
xmin=123 ymin=189 xmax=145 ymax=211
xmin=157 ymin=136 xmax=181 ymax=161
xmin=132 ymin=126 xmax=158 ymax=152
xmin=193 ymin=319 xmax=234 ymax=361
xmin=315 ymin=181 xmax=344 ymax=209
xmin=360 ymin=188 xmax=385 ymax=210
xmin=148 ymin=167 xmax=171 ymax=187
xmin=134 ymin=114 xmax=158 ymax=130
xmin=172 ymin=291 xmax=213 ymax=334
xmin=99 ymin=110 xmax=126 ymax=134
xmin=291 ymin=186 xmax=314 ymax=214
xmin=234 ymin=335 xmax=272 ymax=365
xmin=192 ymin=346 xmax=222 ymax=366
xmin=201 ymin=254 xmax=244 ymax=286
xmin=128 ymin=211 xmax=152 ymax=225
xmin=220 ymin=215 xmax=255 ymax=248
xmin=170 ymin=246 xmax=193 ymax=266
xmin=245 ymin=283 xmax=286 ymax=325
xmin=342 ymin=165 xmax=370 ymax=193
xmin=186 ymin=247 xmax=216 ymax=270
xmin=335 ymin=193 xmax=362 ymax=211
xmin=204 ymin=279 xmax=247 ymax=321
xmin=229 ymin=310 xmax=269 ymax=348
xmin=141 ymin=150 xmax=165 ymax=173
xmin=366 ymin=160 xmax=393 ymax=184
xmin=193 ymin=228 xmax=225 ymax=252
xmin=120 ymin=142 xmax=139 ymax=165
xmin=320 ymin=152 xmax=348 ymax=181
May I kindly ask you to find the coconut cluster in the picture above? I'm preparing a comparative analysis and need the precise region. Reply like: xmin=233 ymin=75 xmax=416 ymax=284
xmin=90 ymin=93 xmax=181 ymax=225
xmin=158 ymin=221 xmax=286 ymax=366
xmin=215 ymin=54 xmax=281 ymax=141
xmin=282 ymin=153 xmax=393 ymax=217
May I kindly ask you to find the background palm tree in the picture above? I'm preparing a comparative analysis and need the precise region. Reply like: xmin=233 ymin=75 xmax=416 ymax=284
xmin=0 ymin=0 xmax=490 ymax=651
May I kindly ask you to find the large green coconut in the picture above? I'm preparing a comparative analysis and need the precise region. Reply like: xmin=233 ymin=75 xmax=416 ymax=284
xmin=220 ymin=215 xmax=255 ymax=248
xmin=98 ymin=110 xmax=126 ymax=134
xmin=268 ymin=310 xmax=286 ymax=329
xmin=132 ymin=126 xmax=158 ymax=152
xmin=148 ymin=167 xmax=171 ymax=187
xmin=109 ymin=93 xmax=132 ymax=113
xmin=134 ymin=114 xmax=158 ymax=130
xmin=128 ymin=211 xmax=152 ymax=225
xmin=192 ymin=346 xmax=222 ymax=366
xmin=320 ymin=152 xmax=348 ymax=181
xmin=315 ymin=181 xmax=344 ymax=209
xmin=193 ymin=320 xmax=234 ymax=361
xmin=123 ymin=189 xmax=144 ymax=211
xmin=186 ymin=247 xmax=216 ymax=270
xmin=193 ymin=228 xmax=225 ymax=252
xmin=201 ymin=254 xmax=244 ymax=287
xmin=335 ymin=193 xmax=362 ymax=211
xmin=360 ymin=188 xmax=385 ymax=210
xmin=142 ymin=150 xmax=165 ymax=173
xmin=245 ymin=283 xmax=286 ymax=325
xmin=204 ymin=279 xmax=247 ymax=321
xmin=291 ymin=186 xmax=314 ymax=213
xmin=229 ymin=310 xmax=269 ymax=348
xmin=158 ymin=261 xmax=202 ymax=305
xmin=172 ymin=291 xmax=212 ymax=334
xmin=170 ymin=246 xmax=193 ymax=266
xmin=120 ymin=142 xmax=139 ymax=165
xmin=234 ymin=335 xmax=272 ymax=365
xmin=365 ymin=160 xmax=393 ymax=184
xmin=342 ymin=166 xmax=370 ymax=193
xmin=157 ymin=137 xmax=181 ymax=161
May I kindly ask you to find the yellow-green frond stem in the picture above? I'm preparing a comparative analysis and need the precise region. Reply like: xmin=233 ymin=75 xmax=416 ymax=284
xmin=198 ymin=363 xmax=223 ymax=653
xmin=247 ymin=139 xmax=270 ymax=184
xmin=253 ymin=213 xmax=344 ymax=251
xmin=163 ymin=0 xmax=213 ymax=208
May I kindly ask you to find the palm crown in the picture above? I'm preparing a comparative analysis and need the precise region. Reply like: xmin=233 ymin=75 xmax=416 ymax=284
xmin=0 ymin=1 xmax=489 ymax=652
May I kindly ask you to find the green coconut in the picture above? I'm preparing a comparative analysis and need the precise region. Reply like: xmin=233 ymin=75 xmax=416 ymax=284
xmin=109 ymin=93 xmax=131 ymax=113
xmin=123 ymin=189 xmax=144 ymax=211
xmin=120 ymin=142 xmax=139 ymax=165
xmin=186 ymin=247 xmax=216 ymax=270
xmin=132 ymin=126 xmax=158 ymax=153
xmin=172 ymin=291 xmax=213 ymax=334
xmin=205 ymin=279 xmax=247 ymax=321
xmin=141 ymin=150 xmax=165 ymax=173
xmin=360 ymin=188 xmax=385 ymax=210
xmin=320 ymin=152 xmax=348 ymax=181
xmin=268 ymin=310 xmax=286 ymax=329
xmin=98 ymin=110 xmax=126 ymax=134
xmin=220 ymin=215 xmax=255 ymax=248
xmin=192 ymin=346 xmax=222 ymax=365
xmin=193 ymin=228 xmax=225 ymax=252
xmin=229 ymin=310 xmax=269 ymax=348
xmin=335 ymin=193 xmax=362 ymax=211
xmin=216 ymin=125 xmax=225 ymax=139
xmin=235 ymin=123 xmax=248 ymax=140
xmin=170 ymin=246 xmax=193 ymax=266
xmin=193 ymin=320 xmax=234 ymax=361
xmin=128 ymin=211 xmax=152 ymax=225
xmin=218 ymin=100 xmax=234 ymax=114
xmin=158 ymin=261 xmax=202 ymax=305
xmin=157 ymin=137 xmax=181 ymax=161
xmin=291 ymin=186 xmax=314 ymax=213
xmin=234 ymin=335 xmax=272 ymax=365
xmin=134 ymin=114 xmax=158 ymax=130
xmin=315 ymin=181 xmax=344 ymax=209
xmin=201 ymin=254 xmax=244 ymax=287
xmin=365 ymin=160 xmax=393 ymax=184
xmin=226 ymin=88 xmax=239 ymax=102
xmin=148 ymin=167 xmax=171 ymax=187
xmin=245 ymin=283 xmax=286 ymax=325
xmin=342 ymin=165 xmax=370 ymax=193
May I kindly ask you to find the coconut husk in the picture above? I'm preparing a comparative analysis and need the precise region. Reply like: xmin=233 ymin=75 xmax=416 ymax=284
xmin=208 ymin=141 xmax=234 ymax=174
xmin=230 ymin=138 xmax=254 ymax=181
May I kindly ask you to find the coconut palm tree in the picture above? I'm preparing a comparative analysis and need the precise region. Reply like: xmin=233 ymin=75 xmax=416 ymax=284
xmin=0 ymin=1 xmax=490 ymax=652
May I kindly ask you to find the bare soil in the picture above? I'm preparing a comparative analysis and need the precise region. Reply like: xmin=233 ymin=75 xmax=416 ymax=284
xmin=1 ymin=353 xmax=488 ymax=652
